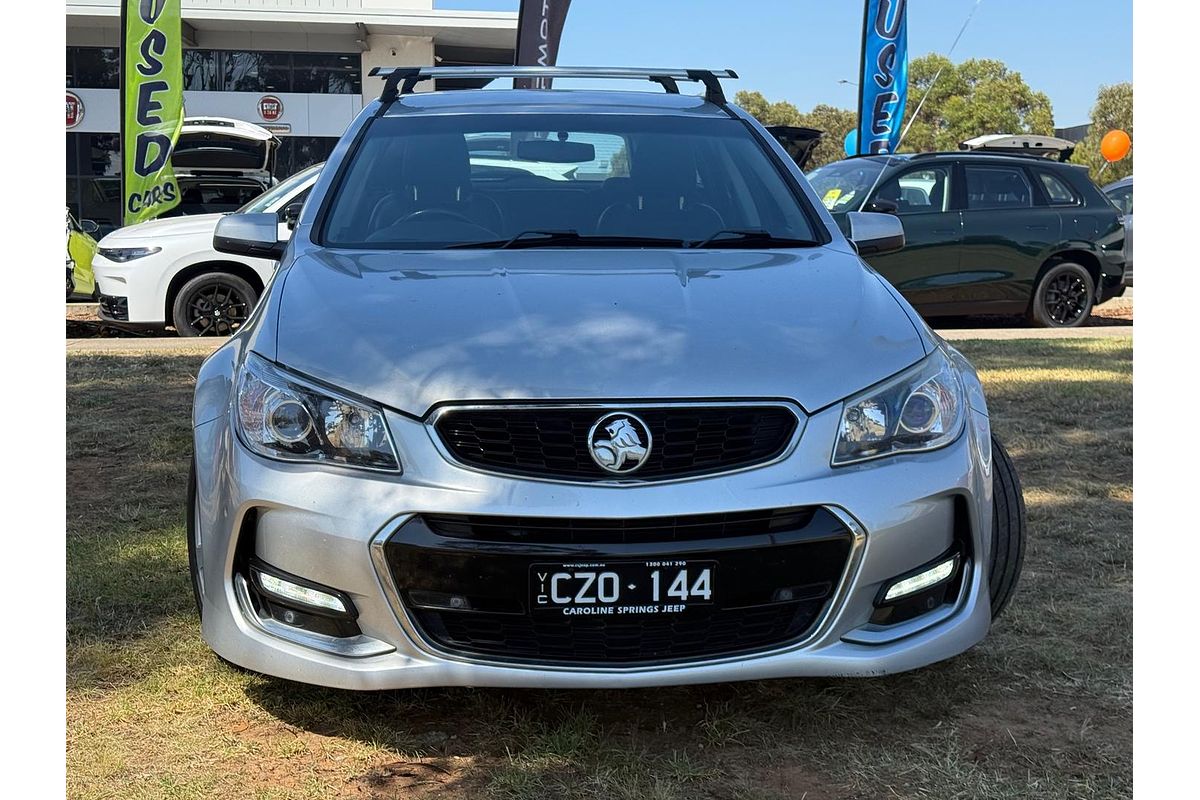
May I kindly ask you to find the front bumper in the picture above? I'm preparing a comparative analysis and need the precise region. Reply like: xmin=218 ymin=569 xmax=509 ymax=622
xmin=93 ymin=252 xmax=166 ymax=324
xmin=193 ymin=366 xmax=995 ymax=690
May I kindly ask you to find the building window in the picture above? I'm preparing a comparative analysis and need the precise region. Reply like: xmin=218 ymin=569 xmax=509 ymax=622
xmin=293 ymin=53 xmax=362 ymax=94
xmin=67 ymin=47 xmax=120 ymax=89
xmin=222 ymin=51 xmax=293 ymax=93
xmin=67 ymin=47 xmax=362 ymax=94
xmin=182 ymin=49 xmax=220 ymax=91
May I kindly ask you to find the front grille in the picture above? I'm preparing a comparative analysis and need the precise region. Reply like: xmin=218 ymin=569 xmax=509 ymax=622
xmin=98 ymin=294 xmax=129 ymax=321
xmin=422 ymin=507 xmax=817 ymax=545
xmin=434 ymin=405 xmax=798 ymax=481
xmin=412 ymin=600 xmax=826 ymax=664
xmin=384 ymin=508 xmax=853 ymax=665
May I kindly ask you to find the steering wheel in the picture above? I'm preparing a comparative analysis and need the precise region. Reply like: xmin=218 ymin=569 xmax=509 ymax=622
xmin=398 ymin=208 xmax=478 ymax=226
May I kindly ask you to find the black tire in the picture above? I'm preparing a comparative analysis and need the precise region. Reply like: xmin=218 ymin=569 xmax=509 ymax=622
xmin=988 ymin=435 xmax=1026 ymax=619
xmin=1028 ymin=262 xmax=1094 ymax=328
xmin=66 ymin=270 xmax=75 ymax=300
xmin=172 ymin=272 xmax=257 ymax=337
xmin=186 ymin=457 xmax=203 ymax=620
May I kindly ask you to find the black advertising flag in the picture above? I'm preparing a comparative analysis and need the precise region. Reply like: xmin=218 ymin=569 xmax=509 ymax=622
xmin=515 ymin=0 xmax=572 ymax=89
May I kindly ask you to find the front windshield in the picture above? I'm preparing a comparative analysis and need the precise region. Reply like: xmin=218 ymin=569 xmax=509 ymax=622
xmin=805 ymin=159 xmax=887 ymax=213
xmin=321 ymin=114 xmax=820 ymax=249
xmin=237 ymin=163 xmax=321 ymax=214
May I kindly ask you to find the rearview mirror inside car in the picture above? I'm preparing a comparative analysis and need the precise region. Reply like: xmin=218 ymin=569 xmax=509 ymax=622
xmin=214 ymin=213 xmax=286 ymax=260
xmin=846 ymin=211 xmax=905 ymax=257
xmin=516 ymin=139 xmax=596 ymax=163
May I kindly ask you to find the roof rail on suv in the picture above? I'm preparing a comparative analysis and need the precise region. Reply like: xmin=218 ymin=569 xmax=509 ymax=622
xmin=367 ymin=66 xmax=739 ymax=106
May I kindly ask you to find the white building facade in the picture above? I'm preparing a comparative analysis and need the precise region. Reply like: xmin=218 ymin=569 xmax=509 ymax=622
xmin=66 ymin=0 xmax=516 ymax=227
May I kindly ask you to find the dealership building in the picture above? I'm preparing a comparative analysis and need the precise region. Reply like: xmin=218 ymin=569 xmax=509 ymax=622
xmin=66 ymin=0 xmax=517 ymax=228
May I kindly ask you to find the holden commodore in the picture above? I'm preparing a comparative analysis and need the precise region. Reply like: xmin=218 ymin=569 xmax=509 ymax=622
xmin=189 ymin=67 xmax=1025 ymax=690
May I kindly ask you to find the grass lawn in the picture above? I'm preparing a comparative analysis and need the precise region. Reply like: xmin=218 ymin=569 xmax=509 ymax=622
xmin=66 ymin=338 xmax=1132 ymax=800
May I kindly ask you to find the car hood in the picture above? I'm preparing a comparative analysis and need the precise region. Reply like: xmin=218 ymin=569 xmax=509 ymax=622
xmin=98 ymin=213 xmax=224 ymax=245
xmin=271 ymin=248 xmax=928 ymax=416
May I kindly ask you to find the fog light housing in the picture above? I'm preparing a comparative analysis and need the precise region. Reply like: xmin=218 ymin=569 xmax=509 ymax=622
xmin=871 ymin=549 xmax=962 ymax=626
xmin=254 ymin=567 xmax=349 ymax=614
xmin=882 ymin=555 xmax=958 ymax=602
xmin=245 ymin=560 xmax=362 ymax=638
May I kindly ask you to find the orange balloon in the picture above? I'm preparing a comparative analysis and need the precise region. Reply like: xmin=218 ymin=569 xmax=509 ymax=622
xmin=1100 ymin=129 xmax=1131 ymax=162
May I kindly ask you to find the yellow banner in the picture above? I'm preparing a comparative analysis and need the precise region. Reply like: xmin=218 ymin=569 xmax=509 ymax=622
xmin=122 ymin=0 xmax=183 ymax=225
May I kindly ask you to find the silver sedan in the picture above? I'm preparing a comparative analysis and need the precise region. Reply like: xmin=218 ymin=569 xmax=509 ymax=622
xmin=188 ymin=67 xmax=1025 ymax=690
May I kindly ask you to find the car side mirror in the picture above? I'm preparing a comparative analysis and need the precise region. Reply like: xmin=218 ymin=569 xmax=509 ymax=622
xmin=846 ymin=211 xmax=905 ymax=257
xmin=80 ymin=219 xmax=100 ymax=235
xmin=282 ymin=202 xmax=304 ymax=231
xmin=214 ymin=213 xmax=286 ymax=260
xmin=863 ymin=198 xmax=899 ymax=215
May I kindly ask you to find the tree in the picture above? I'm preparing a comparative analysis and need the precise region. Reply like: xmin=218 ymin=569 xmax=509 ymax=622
xmin=735 ymin=55 xmax=1053 ymax=167
xmin=798 ymin=104 xmax=857 ymax=169
xmin=733 ymin=90 xmax=804 ymax=127
xmin=899 ymin=54 xmax=1055 ymax=152
xmin=733 ymin=91 xmax=855 ymax=169
xmin=1071 ymin=83 xmax=1133 ymax=182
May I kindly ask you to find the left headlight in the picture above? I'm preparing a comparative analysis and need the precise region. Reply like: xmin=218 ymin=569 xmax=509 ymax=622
xmin=97 ymin=246 xmax=161 ymax=262
xmin=235 ymin=352 xmax=401 ymax=472
xmin=833 ymin=348 xmax=965 ymax=466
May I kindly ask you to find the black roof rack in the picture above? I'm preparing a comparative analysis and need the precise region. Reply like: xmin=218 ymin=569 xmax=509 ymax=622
xmin=367 ymin=66 xmax=739 ymax=106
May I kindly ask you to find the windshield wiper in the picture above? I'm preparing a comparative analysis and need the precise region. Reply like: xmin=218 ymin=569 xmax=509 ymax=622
xmin=687 ymin=229 xmax=821 ymax=249
xmin=446 ymin=230 xmax=686 ymax=250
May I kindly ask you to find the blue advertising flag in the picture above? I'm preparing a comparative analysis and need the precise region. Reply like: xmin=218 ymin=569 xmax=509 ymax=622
xmin=857 ymin=0 xmax=908 ymax=155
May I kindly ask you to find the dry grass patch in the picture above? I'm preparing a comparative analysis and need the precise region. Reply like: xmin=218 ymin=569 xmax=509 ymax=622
xmin=67 ymin=338 xmax=1132 ymax=799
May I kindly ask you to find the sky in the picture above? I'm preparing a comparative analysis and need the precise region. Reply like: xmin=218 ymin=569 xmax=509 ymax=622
xmin=436 ymin=1 xmax=1132 ymax=125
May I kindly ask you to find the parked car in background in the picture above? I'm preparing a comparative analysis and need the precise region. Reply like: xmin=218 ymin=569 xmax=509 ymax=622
xmin=188 ymin=65 xmax=1025 ymax=691
xmin=92 ymin=163 xmax=320 ymax=336
xmin=1103 ymin=176 xmax=1133 ymax=285
xmin=806 ymin=148 xmax=1126 ymax=327
xmin=66 ymin=208 xmax=98 ymax=300
xmin=71 ymin=117 xmax=280 ymax=239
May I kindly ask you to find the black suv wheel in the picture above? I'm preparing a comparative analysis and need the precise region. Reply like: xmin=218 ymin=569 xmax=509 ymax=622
xmin=1029 ymin=262 xmax=1094 ymax=328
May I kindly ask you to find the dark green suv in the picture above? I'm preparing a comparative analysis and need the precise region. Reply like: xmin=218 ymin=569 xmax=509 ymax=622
xmin=807 ymin=153 xmax=1127 ymax=327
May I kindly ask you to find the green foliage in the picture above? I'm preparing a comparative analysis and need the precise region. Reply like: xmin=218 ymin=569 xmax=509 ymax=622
xmin=733 ymin=91 xmax=855 ymax=169
xmin=732 ymin=90 xmax=804 ymax=127
xmin=736 ymin=54 xmax=1055 ymax=166
xmin=900 ymin=54 xmax=1055 ymax=152
xmin=1071 ymin=83 xmax=1133 ymax=182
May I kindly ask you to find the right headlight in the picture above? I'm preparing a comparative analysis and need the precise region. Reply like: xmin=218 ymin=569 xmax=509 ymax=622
xmin=235 ymin=352 xmax=400 ymax=472
xmin=97 ymin=246 xmax=161 ymax=262
xmin=832 ymin=348 xmax=965 ymax=466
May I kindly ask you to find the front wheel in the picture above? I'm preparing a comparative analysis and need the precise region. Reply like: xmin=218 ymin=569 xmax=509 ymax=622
xmin=172 ymin=272 xmax=257 ymax=337
xmin=187 ymin=457 xmax=203 ymax=620
xmin=988 ymin=435 xmax=1026 ymax=619
xmin=1028 ymin=262 xmax=1094 ymax=328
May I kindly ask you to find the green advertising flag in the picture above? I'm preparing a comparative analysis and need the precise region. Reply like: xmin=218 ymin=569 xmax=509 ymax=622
xmin=122 ymin=0 xmax=183 ymax=226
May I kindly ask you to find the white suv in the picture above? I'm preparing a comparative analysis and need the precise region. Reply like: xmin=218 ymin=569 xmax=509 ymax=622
xmin=92 ymin=163 xmax=321 ymax=336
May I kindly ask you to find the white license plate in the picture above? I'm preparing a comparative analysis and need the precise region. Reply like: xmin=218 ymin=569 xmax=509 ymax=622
xmin=530 ymin=560 xmax=716 ymax=615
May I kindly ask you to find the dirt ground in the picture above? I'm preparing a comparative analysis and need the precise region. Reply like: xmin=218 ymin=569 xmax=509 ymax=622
xmin=65 ymin=338 xmax=1132 ymax=799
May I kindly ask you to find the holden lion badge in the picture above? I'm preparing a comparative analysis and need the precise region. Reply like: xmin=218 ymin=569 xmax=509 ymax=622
xmin=588 ymin=413 xmax=651 ymax=474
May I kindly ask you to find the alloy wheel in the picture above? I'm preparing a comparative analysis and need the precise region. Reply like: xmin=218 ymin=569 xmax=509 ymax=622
xmin=1042 ymin=272 xmax=1089 ymax=325
xmin=186 ymin=282 xmax=250 ymax=336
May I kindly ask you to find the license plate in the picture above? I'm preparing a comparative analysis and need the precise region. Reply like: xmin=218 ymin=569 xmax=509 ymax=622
xmin=530 ymin=560 xmax=716 ymax=615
